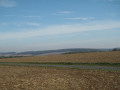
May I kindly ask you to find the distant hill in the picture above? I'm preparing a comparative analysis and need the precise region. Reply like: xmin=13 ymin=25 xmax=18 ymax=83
xmin=0 ymin=48 xmax=113 ymax=57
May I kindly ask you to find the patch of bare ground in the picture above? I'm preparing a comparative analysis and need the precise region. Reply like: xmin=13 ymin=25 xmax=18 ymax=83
xmin=0 ymin=65 xmax=120 ymax=90
xmin=0 ymin=51 xmax=120 ymax=63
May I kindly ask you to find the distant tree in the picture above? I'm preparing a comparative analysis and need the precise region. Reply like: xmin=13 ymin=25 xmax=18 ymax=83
xmin=112 ymin=48 xmax=120 ymax=51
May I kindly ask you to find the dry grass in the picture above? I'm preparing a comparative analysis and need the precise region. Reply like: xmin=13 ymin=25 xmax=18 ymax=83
xmin=0 ymin=51 xmax=120 ymax=63
xmin=0 ymin=65 xmax=120 ymax=90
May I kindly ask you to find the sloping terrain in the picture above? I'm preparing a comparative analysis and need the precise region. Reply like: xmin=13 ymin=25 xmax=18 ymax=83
xmin=0 ymin=48 xmax=111 ymax=56
xmin=0 ymin=51 xmax=120 ymax=63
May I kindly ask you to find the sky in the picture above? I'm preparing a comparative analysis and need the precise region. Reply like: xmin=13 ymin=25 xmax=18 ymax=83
xmin=0 ymin=0 xmax=120 ymax=52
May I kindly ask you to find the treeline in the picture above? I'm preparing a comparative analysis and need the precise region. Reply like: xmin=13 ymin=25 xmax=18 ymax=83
xmin=112 ymin=48 xmax=120 ymax=51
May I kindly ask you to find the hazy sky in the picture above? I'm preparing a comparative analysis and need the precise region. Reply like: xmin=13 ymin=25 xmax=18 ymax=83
xmin=0 ymin=0 xmax=120 ymax=52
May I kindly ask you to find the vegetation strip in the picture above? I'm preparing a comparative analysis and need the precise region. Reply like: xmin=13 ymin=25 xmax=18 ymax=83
xmin=0 ymin=62 xmax=120 ymax=67
xmin=0 ymin=62 xmax=120 ymax=71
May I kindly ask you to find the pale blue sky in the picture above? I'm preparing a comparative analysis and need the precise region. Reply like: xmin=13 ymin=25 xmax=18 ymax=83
xmin=0 ymin=0 xmax=120 ymax=52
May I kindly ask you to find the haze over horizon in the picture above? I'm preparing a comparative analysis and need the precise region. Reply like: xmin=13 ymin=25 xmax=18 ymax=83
xmin=0 ymin=0 xmax=120 ymax=52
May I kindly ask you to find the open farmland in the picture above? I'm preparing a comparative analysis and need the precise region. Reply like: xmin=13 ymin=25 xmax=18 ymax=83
xmin=0 ymin=51 xmax=120 ymax=63
xmin=0 ymin=51 xmax=120 ymax=90
xmin=0 ymin=65 xmax=120 ymax=90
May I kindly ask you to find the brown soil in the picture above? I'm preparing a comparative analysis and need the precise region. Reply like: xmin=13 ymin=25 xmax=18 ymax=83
xmin=0 ymin=65 xmax=120 ymax=90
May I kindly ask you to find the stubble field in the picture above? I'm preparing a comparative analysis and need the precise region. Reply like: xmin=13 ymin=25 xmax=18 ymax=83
xmin=0 ymin=51 xmax=120 ymax=90
xmin=0 ymin=65 xmax=120 ymax=90
xmin=0 ymin=51 xmax=120 ymax=63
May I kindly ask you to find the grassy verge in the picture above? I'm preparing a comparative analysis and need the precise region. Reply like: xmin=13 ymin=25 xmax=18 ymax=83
xmin=0 ymin=62 xmax=120 ymax=67
xmin=21 ymin=62 xmax=120 ymax=67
